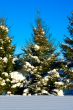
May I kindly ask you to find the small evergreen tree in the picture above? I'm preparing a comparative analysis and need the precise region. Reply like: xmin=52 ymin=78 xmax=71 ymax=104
xmin=22 ymin=18 xmax=64 ymax=96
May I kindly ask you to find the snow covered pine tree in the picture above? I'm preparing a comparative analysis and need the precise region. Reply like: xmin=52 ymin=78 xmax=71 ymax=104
xmin=22 ymin=18 xmax=64 ymax=96
xmin=0 ymin=19 xmax=27 ymax=95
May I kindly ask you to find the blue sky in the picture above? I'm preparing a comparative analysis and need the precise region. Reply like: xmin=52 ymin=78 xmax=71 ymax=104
xmin=0 ymin=0 xmax=73 ymax=55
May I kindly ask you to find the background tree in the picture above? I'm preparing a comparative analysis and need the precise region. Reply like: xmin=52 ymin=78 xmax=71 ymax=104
xmin=61 ymin=12 xmax=73 ymax=90
xmin=22 ymin=18 xmax=64 ymax=96
xmin=61 ymin=12 xmax=73 ymax=62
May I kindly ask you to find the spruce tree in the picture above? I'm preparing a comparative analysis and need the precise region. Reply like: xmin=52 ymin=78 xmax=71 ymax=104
xmin=0 ymin=19 xmax=27 ymax=95
xmin=0 ymin=18 xmax=15 ymax=94
xmin=0 ymin=18 xmax=15 ymax=73
xmin=61 ymin=12 xmax=73 ymax=62
xmin=61 ymin=12 xmax=73 ymax=90
xmin=22 ymin=18 xmax=64 ymax=96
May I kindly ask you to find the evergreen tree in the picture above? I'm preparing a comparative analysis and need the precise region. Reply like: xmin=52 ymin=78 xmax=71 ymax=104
xmin=0 ymin=19 xmax=26 ymax=95
xmin=0 ymin=18 xmax=15 ymax=94
xmin=61 ymin=12 xmax=73 ymax=90
xmin=22 ymin=18 xmax=64 ymax=96
xmin=0 ymin=18 xmax=15 ymax=73
xmin=61 ymin=12 xmax=73 ymax=62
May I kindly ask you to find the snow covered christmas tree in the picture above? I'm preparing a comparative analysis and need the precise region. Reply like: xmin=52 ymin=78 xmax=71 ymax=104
xmin=22 ymin=18 xmax=64 ymax=96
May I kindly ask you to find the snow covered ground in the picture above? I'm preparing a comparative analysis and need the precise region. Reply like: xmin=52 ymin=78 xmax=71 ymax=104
xmin=0 ymin=96 xmax=73 ymax=110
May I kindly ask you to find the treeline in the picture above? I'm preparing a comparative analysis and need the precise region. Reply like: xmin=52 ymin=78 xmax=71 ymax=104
xmin=0 ymin=12 xmax=73 ymax=96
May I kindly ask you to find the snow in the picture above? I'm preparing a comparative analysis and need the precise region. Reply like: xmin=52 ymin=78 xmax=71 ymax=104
xmin=0 ymin=47 xmax=3 ymax=49
xmin=0 ymin=77 xmax=2 ymax=80
xmin=11 ymin=82 xmax=23 ymax=88
xmin=47 ymin=57 xmax=51 ymax=61
xmin=66 ymin=79 xmax=70 ymax=83
xmin=7 ymin=91 xmax=11 ymax=95
xmin=41 ymin=90 xmax=49 ymax=94
xmin=34 ymin=44 xmax=40 ymax=51
xmin=23 ymin=88 xmax=29 ymax=93
xmin=57 ymin=90 xmax=64 ymax=96
xmin=12 ymin=57 xmax=18 ymax=64
xmin=55 ymin=81 xmax=64 ymax=86
xmin=0 ymin=25 xmax=9 ymax=32
xmin=52 ymin=89 xmax=64 ymax=96
xmin=31 ymin=55 xmax=40 ymax=63
xmin=1 ymin=79 xmax=6 ymax=86
xmin=3 ymin=57 xmax=8 ymax=63
xmin=6 ymin=78 xmax=10 ymax=82
xmin=44 ymin=76 xmax=49 ymax=81
xmin=0 ymin=57 xmax=2 ymax=60
xmin=23 ymin=93 xmax=27 ymax=96
xmin=10 ymin=71 xmax=25 ymax=82
xmin=24 ymin=62 xmax=34 ymax=69
xmin=36 ymin=87 xmax=41 ymax=91
xmin=23 ymin=88 xmax=29 ymax=95
xmin=33 ymin=68 xmax=37 ymax=73
xmin=48 ymin=69 xmax=60 ymax=78
xmin=2 ymin=72 xmax=8 ymax=77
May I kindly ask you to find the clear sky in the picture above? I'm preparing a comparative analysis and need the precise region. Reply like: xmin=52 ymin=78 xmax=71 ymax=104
xmin=0 ymin=0 xmax=73 ymax=55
